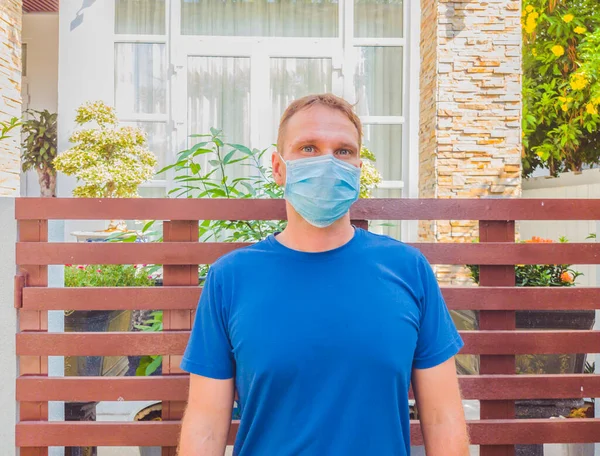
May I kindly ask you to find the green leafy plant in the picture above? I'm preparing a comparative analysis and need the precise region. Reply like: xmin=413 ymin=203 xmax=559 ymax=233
xmin=135 ymin=311 xmax=163 ymax=376
xmin=0 ymin=116 xmax=21 ymax=142
xmin=65 ymin=264 xmax=155 ymax=288
xmin=54 ymin=101 xmax=157 ymax=198
xmin=522 ymin=0 xmax=600 ymax=176
xmin=21 ymin=110 xmax=58 ymax=197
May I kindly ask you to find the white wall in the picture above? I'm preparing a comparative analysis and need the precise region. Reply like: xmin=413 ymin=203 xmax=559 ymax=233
xmin=521 ymin=169 xmax=600 ymax=287
xmin=0 ymin=198 xmax=17 ymax=455
xmin=21 ymin=13 xmax=59 ymax=198
xmin=58 ymin=0 xmax=115 ymax=235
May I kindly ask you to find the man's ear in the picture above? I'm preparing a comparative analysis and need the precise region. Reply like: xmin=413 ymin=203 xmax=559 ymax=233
xmin=272 ymin=150 xmax=285 ymax=186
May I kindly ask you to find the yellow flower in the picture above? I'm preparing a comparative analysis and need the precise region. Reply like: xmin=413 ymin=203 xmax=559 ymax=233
xmin=526 ymin=5 xmax=534 ymax=12
xmin=570 ymin=73 xmax=588 ymax=91
xmin=551 ymin=45 xmax=565 ymax=57
xmin=586 ymin=103 xmax=598 ymax=115
xmin=574 ymin=26 xmax=587 ymax=34
xmin=561 ymin=104 xmax=569 ymax=112
xmin=532 ymin=48 xmax=538 ymax=57
xmin=530 ymin=12 xmax=539 ymax=19
xmin=558 ymin=96 xmax=567 ymax=103
xmin=525 ymin=16 xmax=537 ymax=33
xmin=562 ymin=14 xmax=574 ymax=23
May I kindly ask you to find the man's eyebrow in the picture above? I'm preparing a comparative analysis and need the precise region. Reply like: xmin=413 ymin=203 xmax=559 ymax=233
xmin=291 ymin=138 xmax=358 ymax=151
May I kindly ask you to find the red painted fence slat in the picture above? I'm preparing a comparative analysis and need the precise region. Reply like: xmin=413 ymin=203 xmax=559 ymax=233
xmin=16 ymin=374 xmax=600 ymax=402
xmin=16 ymin=241 xmax=600 ymax=266
xmin=15 ymin=197 xmax=600 ymax=221
xmin=15 ymin=419 xmax=600 ymax=446
xmin=21 ymin=286 xmax=600 ymax=311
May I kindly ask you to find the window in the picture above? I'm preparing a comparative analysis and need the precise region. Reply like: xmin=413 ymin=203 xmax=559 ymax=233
xmin=114 ymin=0 xmax=169 ymax=187
xmin=113 ymin=0 xmax=414 ymax=228
xmin=180 ymin=0 xmax=339 ymax=37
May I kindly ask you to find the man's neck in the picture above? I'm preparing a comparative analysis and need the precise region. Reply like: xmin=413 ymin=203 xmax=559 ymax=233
xmin=276 ymin=204 xmax=356 ymax=253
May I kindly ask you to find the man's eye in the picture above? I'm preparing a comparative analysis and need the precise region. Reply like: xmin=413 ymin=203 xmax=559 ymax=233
xmin=302 ymin=146 xmax=315 ymax=153
xmin=337 ymin=149 xmax=351 ymax=156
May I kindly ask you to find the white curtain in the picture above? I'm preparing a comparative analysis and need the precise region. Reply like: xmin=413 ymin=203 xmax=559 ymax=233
xmin=354 ymin=0 xmax=404 ymax=38
xmin=187 ymin=56 xmax=251 ymax=147
xmin=181 ymin=0 xmax=339 ymax=37
xmin=115 ymin=43 xmax=167 ymax=115
xmin=115 ymin=0 xmax=166 ymax=34
xmin=270 ymin=58 xmax=333 ymax=144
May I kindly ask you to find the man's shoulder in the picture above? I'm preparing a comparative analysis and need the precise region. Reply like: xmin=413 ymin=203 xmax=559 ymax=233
xmin=209 ymin=237 xmax=276 ymax=274
xmin=358 ymin=229 xmax=424 ymax=260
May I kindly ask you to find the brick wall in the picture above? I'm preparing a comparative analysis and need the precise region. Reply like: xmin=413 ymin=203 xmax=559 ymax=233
xmin=419 ymin=0 xmax=523 ymax=285
xmin=0 ymin=0 xmax=22 ymax=197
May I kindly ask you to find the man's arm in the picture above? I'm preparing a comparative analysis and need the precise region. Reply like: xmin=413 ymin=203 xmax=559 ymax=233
xmin=178 ymin=373 xmax=235 ymax=456
xmin=412 ymin=357 xmax=469 ymax=455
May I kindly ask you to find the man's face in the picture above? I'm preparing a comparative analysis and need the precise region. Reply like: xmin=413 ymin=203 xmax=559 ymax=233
xmin=272 ymin=105 xmax=361 ymax=187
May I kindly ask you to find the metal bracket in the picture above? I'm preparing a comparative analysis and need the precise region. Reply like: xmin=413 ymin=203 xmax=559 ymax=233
xmin=14 ymin=271 xmax=27 ymax=309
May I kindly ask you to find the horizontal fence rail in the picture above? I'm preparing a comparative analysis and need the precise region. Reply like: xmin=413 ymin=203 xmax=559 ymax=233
xmin=15 ymin=330 xmax=600 ymax=356
xmin=16 ymin=374 xmax=600 ymax=402
xmin=15 ymin=419 xmax=600 ymax=446
xmin=20 ymin=286 xmax=600 ymax=311
xmin=13 ymin=197 xmax=600 ymax=453
xmin=16 ymin=241 xmax=600 ymax=265
xmin=15 ymin=197 xmax=600 ymax=221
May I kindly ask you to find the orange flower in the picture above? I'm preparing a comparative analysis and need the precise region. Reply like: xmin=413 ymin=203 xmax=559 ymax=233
xmin=525 ymin=236 xmax=554 ymax=243
xmin=560 ymin=271 xmax=574 ymax=283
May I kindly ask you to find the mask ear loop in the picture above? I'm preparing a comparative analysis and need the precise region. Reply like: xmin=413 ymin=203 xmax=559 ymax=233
xmin=277 ymin=152 xmax=288 ymax=190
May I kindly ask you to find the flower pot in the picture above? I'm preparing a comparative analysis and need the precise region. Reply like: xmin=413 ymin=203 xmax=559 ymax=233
xmin=515 ymin=310 xmax=595 ymax=456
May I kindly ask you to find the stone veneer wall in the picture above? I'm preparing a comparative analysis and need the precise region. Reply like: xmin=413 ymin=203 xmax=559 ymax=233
xmin=419 ymin=0 xmax=523 ymax=285
xmin=0 ymin=0 xmax=22 ymax=197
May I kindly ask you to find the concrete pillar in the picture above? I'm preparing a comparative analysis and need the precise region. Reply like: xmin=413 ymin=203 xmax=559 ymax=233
xmin=418 ymin=0 xmax=523 ymax=285
xmin=0 ymin=0 xmax=23 ymax=196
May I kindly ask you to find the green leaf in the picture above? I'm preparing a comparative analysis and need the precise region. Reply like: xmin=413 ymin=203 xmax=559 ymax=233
xmin=190 ymin=162 xmax=201 ymax=175
xmin=227 ymin=143 xmax=253 ymax=155
xmin=136 ymin=357 xmax=152 ymax=376
xmin=209 ymin=159 xmax=221 ymax=167
xmin=240 ymin=181 xmax=256 ymax=196
xmin=222 ymin=149 xmax=237 ymax=164
xmin=210 ymin=127 xmax=222 ymax=137
xmin=214 ymin=137 xmax=224 ymax=147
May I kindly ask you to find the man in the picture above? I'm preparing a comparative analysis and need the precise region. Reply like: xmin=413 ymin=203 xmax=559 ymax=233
xmin=179 ymin=94 xmax=469 ymax=455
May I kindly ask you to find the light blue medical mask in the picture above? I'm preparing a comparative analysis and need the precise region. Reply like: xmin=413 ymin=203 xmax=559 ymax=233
xmin=280 ymin=154 xmax=361 ymax=228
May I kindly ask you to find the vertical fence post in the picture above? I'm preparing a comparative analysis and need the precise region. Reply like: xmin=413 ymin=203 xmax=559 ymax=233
xmin=18 ymin=218 xmax=49 ymax=456
xmin=162 ymin=220 xmax=199 ymax=456
xmin=351 ymin=220 xmax=369 ymax=231
xmin=478 ymin=220 xmax=516 ymax=456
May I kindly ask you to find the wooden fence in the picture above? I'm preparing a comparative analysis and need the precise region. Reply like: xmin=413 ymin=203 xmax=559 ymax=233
xmin=14 ymin=197 xmax=600 ymax=455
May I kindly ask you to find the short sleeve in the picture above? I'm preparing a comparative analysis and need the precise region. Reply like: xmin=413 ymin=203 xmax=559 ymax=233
xmin=412 ymin=254 xmax=464 ymax=370
xmin=180 ymin=267 xmax=234 ymax=379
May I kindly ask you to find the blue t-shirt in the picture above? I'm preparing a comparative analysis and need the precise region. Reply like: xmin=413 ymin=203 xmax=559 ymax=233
xmin=181 ymin=228 xmax=463 ymax=456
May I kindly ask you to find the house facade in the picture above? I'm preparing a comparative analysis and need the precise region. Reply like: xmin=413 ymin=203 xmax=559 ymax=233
xmin=2 ymin=0 xmax=521 ymax=267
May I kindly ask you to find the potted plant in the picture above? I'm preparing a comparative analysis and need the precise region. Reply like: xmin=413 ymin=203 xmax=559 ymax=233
xmin=467 ymin=236 xmax=595 ymax=456
xmin=54 ymin=100 xmax=157 ymax=231
xmin=21 ymin=110 xmax=58 ymax=197
xmin=64 ymin=264 xmax=155 ymax=456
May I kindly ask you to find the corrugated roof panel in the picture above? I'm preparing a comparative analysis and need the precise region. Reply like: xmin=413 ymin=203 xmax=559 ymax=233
xmin=23 ymin=0 xmax=59 ymax=13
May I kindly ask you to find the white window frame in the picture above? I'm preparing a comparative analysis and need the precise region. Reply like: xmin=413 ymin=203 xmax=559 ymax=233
xmin=107 ymin=0 xmax=420 ymax=224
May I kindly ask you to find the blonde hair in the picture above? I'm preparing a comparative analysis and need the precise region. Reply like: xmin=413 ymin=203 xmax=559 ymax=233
xmin=277 ymin=94 xmax=363 ymax=155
